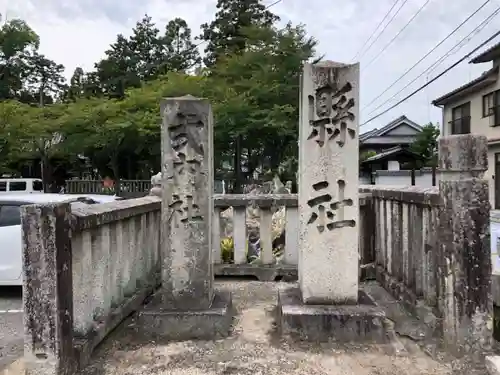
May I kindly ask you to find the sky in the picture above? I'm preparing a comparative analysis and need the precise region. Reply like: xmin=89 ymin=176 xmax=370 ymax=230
xmin=1 ymin=0 xmax=500 ymax=133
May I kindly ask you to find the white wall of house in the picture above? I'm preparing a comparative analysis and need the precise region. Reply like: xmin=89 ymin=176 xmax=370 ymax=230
xmin=375 ymin=169 xmax=437 ymax=187
xmin=387 ymin=160 xmax=400 ymax=171
xmin=442 ymin=61 xmax=500 ymax=139
xmin=359 ymin=168 xmax=437 ymax=187
xmin=441 ymin=57 xmax=500 ymax=207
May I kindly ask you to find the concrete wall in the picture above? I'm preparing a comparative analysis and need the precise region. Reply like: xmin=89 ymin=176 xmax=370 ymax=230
xmin=372 ymin=168 xmax=437 ymax=187
xmin=21 ymin=196 xmax=161 ymax=374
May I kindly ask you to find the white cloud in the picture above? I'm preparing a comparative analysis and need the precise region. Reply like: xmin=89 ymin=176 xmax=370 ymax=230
xmin=1 ymin=0 xmax=500 ymax=131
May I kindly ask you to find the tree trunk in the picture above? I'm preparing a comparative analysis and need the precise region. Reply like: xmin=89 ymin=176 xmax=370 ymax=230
xmin=39 ymin=84 xmax=45 ymax=107
xmin=232 ymin=134 xmax=243 ymax=193
xmin=110 ymin=155 xmax=121 ymax=197
xmin=127 ymin=155 xmax=133 ymax=179
xmin=41 ymin=154 xmax=52 ymax=192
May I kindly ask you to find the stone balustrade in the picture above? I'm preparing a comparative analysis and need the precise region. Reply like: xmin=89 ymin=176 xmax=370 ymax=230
xmin=359 ymin=185 xmax=441 ymax=315
xmin=212 ymin=193 xmax=372 ymax=281
xmin=21 ymin=196 xmax=161 ymax=374
xmin=212 ymin=194 xmax=299 ymax=281
xmin=361 ymin=169 xmax=492 ymax=356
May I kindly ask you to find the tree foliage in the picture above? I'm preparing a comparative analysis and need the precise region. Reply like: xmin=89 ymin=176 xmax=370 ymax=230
xmin=0 ymin=4 xmax=319 ymax=192
xmin=410 ymin=122 xmax=440 ymax=167
xmin=93 ymin=15 xmax=201 ymax=99
xmin=199 ymin=0 xmax=279 ymax=67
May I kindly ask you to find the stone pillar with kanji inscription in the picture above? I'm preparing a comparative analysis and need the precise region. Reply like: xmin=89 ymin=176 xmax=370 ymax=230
xmin=139 ymin=95 xmax=233 ymax=340
xmin=298 ymin=61 xmax=360 ymax=304
xmin=160 ymin=95 xmax=214 ymax=309
xmin=278 ymin=62 xmax=386 ymax=343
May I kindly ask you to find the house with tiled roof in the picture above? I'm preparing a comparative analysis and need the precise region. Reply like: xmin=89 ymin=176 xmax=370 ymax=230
xmin=359 ymin=115 xmax=423 ymax=171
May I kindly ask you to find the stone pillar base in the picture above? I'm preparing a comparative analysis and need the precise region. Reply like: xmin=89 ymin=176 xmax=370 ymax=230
xmin=277 ymin=284 xmax=390 ymax=343
xmin=137 ymin=290 xmax=234 ymax=340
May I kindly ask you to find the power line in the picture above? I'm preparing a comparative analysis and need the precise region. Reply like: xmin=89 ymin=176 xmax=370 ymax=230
xmin=350 ymin=0 xmax=401 ymax=62
xmin=365 ymin=6 xmax=500 ymax=117
xmin=363 ymin=0 xmax=433 ymax=70
xmin=356 ymin=0 xmax=410 ymax=62
xmin=362 ymin=0 xmax=492 ymax=112
xmin=362 ymin=6 xmax=500 ymax=122
xmin=424 ymin=9 xmax=492 ymax=77
xmin=360 ymin=29 xmax=500 ymax=127
xmin=265 ymin=0 xmax=283 ymax=8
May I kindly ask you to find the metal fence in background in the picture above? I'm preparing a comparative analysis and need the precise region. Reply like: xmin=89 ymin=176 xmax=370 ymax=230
xmin=66 ymin=178 xmax=264 ymax=198
xmin=65 ymin=180 xmax=151 ymax=198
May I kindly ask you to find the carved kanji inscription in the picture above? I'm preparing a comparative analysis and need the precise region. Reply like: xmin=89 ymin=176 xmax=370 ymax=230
xmin=166 ymin=103 xmax=205 ymax=183
xmin=307 ymin=82 xmax=356 ymax=148
xmin=165 ymin=99 xmax=208 ymax=225
xmin=307 ymin=179 xmax=356 ymax=233
xmin=167 ymin=104 xmax=205 ymax=179
xmin=168 ymin=193 xmax=203 ymax=227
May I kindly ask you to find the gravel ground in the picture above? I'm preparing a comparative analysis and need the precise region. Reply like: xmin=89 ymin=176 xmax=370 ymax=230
xmin=0 ymin=287 xmax=23 ymax=371
xmin=79 ymin=281 xmax=462 ymax=375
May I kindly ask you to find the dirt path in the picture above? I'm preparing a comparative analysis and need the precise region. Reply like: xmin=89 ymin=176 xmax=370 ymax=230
xmin=81 ymin=281 xmax=456 ymax=375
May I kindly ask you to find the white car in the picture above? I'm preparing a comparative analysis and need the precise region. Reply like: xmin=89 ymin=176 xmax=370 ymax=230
xmin=0 ymin=193 xmax=123 ymax=286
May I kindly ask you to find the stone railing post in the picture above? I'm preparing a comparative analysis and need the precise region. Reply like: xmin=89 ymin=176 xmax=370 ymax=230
xmin=438 ymin=134 xmax=492 ymax=356
xmin=21 ymin=203 xmax=74 ymax=375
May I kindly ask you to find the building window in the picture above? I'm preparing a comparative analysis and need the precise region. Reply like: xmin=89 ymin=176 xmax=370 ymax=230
xmin=483 ymin=89 xmax=500 ymax=126
xmin=450 ymin=102 xmax=471 ymax=134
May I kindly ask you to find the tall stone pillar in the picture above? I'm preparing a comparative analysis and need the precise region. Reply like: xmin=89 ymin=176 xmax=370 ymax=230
xmin=139 ymin=95 xmax=233 ymax=339
xmin=278 ymin=62 xmax=387 ymax=343
xmin=438 ymin=134 xmax=492 ymax=356
xmin=21 ymin=203 xmax=74 ymax=375
xmin=298 ymin=61 xmax=360 ymax=304
xmin=160 ymin=95 xmax=214 ymax=309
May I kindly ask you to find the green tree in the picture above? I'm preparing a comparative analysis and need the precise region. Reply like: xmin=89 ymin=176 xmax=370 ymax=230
xmin=161 ymin=18 xmax=201 ymax=72
xmin=410 ymin=122 xmax=440 ymax=167
xmin=0 ymin=100 xmax=32 ymax=173
xmin=95 ymin=33 xmax=138 ymax=99
xmin=360 ymin=150 xmax=377 ymax=162
xmin=199 ymin=0 xmax=279 ymax=68
xmin=208 ymin=24 xmax=317 ymax=188
xmin=24 ymin=104 xmax=68 ymax=190
xmin=65 ymin=67 xmax=85 ymax=101
xmin=95 ymin=15 xmax=200 ymax=99
xmin=200 ymin=0 xmax=279 ymax=191
xmin=57 ymin=72 xmax=206 ymax=185
xmin=0 ymin=18 xmax=39 ymax=101
xmin=25 ymin=52 xmax=66 ymax=105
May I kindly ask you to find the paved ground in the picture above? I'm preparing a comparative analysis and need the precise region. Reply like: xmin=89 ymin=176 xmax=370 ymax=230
xmin=79 ymin=281 xmax=480 ymax=375
xmin=0 ymin=287 xmax=23 ymax=370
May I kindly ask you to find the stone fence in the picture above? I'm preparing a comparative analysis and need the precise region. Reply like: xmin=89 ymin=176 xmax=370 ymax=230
xmin=212 ymin=193 xmax=373 ymax=281
xmin=21 ymin=196 xmax=161 ymax=374
xmin=359 ymin=185 xmax=441 ymax=318
xmin=212 ymin=194 xmax=299 ymax=281
xmin=361 ymin=131 xmax=493 ymax=357
xmin=20 ymin=158 xmax=492 ymax=373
